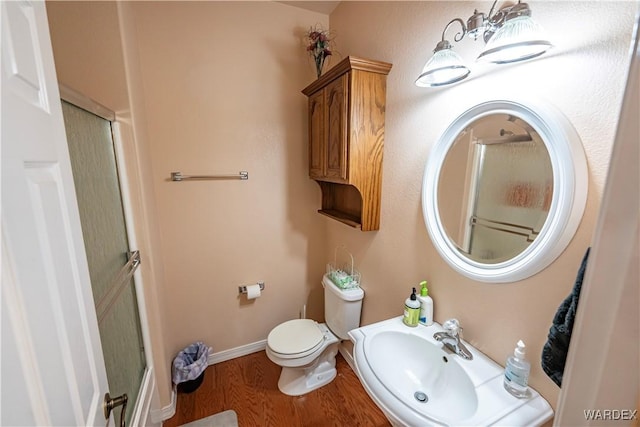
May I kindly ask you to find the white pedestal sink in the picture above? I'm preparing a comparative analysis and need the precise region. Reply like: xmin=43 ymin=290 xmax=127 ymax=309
xmin=349 ymin=317 xmax=553 ymax=427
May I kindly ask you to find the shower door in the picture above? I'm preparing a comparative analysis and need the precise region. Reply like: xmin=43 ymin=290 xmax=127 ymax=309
xmin=466 ymin=138 xmax=552 ymax=263
xmin=61 ymin=100 xmax=146 ymax=426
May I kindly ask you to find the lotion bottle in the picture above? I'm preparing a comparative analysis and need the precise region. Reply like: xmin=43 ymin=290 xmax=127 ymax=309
xmin=503 ymin=340 xmax=531 ymax=398
xmin=417 ymin=281 xmax=433 ymax=326
xmin=402 ymin=287 xmax=420 ymax=327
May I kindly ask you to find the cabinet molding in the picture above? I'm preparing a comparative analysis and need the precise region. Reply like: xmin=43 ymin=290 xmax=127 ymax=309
xmin=303 ymin=56 xmax=392 ymax=231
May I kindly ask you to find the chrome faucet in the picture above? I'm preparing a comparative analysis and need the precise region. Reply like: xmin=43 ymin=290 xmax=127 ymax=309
xmin=433 ymin=319 xmax=473 ymax=360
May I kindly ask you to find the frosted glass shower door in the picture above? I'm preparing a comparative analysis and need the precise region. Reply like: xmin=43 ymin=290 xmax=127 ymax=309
xmin=467 ymin=139 xmax=552 ymax=263
xmin=62 ymin=101 xmax=145 ymax=426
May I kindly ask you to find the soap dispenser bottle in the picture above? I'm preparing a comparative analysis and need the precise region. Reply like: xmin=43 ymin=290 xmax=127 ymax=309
xmin=504 ymin=340 xmax=531 ymax=398
xmin=417 ymin=281 xmax=433 ymax=326
xmin=402 ymin=287 xmax=420 ymax=327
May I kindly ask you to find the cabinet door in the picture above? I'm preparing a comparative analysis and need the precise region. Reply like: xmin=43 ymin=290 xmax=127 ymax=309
xmin=325 ymin=75 xmax=348 ymax=181
xmin=308 ymin=90 xmax=325 ymax=179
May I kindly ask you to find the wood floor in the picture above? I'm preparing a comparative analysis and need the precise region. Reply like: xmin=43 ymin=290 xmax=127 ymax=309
xmin=162 ymin=350 xmax=391 ymax=427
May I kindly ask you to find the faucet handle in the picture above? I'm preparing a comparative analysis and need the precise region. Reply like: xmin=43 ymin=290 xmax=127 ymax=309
xmin=442 ymin=318 xmax=461 ymax=336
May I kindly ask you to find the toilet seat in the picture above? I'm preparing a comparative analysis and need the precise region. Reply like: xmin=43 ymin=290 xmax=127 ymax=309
xmin=267 ymin=319 xmax=325 ymax=359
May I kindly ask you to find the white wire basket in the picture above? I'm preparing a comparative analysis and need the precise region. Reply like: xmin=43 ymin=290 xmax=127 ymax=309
xmin=326 ymin=246 xmax=361 ymax=290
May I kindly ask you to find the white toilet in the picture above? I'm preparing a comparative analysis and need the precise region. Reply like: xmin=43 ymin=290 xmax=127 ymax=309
xmin=266 ymin=274 xmax=364 ymax=396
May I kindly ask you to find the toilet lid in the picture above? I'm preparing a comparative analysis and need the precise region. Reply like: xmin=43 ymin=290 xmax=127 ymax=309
xmin=267 ymin=319 xmax=324 ymax=355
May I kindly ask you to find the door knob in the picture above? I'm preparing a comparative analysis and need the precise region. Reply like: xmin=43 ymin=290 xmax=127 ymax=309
xmin=104 ymin=392 xmax=128 ymax=427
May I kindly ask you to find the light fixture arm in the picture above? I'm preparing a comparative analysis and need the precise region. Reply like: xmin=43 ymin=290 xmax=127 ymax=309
xmin=438 ymin=1 xmax=526 ymax=46
xmin=486 ymin=0 xmax=499 ymax=22
xmin=441 ymin=18 xmax=467 ymax=43
xmin=483 ymin=1 xmax=532 ymax=43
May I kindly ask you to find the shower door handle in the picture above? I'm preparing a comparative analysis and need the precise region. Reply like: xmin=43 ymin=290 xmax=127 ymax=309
xmin=104 ymin=392 xmax=128 ymax=427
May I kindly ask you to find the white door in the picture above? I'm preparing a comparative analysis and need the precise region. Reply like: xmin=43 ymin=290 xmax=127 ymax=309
xmin=1 ymin=1 xmax=110 ymax=425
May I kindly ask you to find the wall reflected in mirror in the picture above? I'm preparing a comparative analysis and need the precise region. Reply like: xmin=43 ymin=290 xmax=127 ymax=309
xmin=438 ymin=113 xmax=553 ymax=264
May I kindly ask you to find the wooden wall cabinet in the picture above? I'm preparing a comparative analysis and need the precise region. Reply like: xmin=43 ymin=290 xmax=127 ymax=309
xmin=302 ymin=56 xmax=392 ymax=231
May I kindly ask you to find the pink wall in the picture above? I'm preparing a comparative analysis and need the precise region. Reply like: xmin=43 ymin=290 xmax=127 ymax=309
xmin=327 ymin=0 xmax=636 ymax=410
xmin=130 ymin=0 xmax=329 ymax=362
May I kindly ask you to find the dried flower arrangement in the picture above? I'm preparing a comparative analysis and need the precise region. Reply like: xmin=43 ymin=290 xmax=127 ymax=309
xmin=306 ymin=24 xmax=335 ymax=78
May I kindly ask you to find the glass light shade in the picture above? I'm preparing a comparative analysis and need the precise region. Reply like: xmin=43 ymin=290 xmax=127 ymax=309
xmin=477 ymin=15 xmax=552 ymax=64
xmin=415 ymin=47 xmax=470 ymax=87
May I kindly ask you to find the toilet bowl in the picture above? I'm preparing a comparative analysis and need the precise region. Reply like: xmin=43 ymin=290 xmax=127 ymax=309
xmin=266 ymin=275 xmax=364 ymax=396
xmin=266 ymin=320 xmax=339 ymax=396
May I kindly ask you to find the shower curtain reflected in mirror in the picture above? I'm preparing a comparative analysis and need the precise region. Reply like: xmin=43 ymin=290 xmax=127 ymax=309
xmin=465 ymin=137 xmax=553 ymax=263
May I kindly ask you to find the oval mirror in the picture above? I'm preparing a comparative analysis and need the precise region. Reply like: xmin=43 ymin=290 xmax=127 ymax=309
xmin=422 ymin=99 xmax=588 ymax=283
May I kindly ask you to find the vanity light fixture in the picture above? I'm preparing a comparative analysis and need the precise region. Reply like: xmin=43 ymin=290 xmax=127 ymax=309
xmin=415 ymin=1 xmax=552 ymax=87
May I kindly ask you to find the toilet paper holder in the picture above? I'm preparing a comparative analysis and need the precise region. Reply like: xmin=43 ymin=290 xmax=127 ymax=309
xmin=238 ymin=281 xmax=265 ymax=295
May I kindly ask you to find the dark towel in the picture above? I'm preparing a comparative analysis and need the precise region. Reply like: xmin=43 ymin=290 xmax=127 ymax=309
xmin=541 ymin=248 xmax=591 ymax=387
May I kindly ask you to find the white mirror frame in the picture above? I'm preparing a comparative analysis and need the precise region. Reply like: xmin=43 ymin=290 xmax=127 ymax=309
xmin=422 ymin=98 xmax=588 ymax=283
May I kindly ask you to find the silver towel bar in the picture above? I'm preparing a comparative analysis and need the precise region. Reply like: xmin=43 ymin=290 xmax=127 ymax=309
xmin=171 ymin=171 xmax=248 ymax=181
xmin=470 ymin=215 xmax=539 ymax=242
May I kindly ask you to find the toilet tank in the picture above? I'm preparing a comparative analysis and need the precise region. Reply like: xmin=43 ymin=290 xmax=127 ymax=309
xmin=323 ymin=274 xmax=365 ymax=339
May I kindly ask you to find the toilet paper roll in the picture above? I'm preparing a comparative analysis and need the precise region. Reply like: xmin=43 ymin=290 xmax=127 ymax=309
xmin=246 ymin=284 xmax=261 ymax=300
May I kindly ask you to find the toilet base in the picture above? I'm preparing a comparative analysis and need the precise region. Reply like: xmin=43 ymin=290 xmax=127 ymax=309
xmin=276 ymin=343 xmax=338 ymax=396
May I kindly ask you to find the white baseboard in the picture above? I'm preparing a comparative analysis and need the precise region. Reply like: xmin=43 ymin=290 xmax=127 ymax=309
xmin=157 ymin=385 xmax=177 ymax=422
xmin=208 ymin=339 xmax=267 ymax=365
xmin=338 ymin=343 xmax=356 ymax=372
xmin=158 ymin=340 xmax=267 ymax=421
